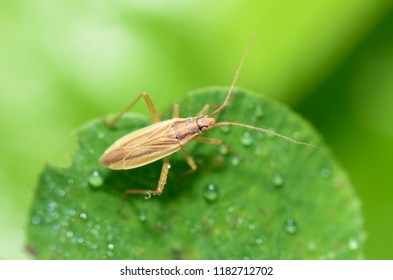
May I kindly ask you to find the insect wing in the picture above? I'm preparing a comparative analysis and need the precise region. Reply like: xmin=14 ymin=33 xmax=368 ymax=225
xmin=100 ymin=119 xmax=182 ymax=170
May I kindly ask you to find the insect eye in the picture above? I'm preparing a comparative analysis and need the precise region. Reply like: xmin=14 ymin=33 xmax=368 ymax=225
xmin=201 ymin=127 xmax=208 ymax=132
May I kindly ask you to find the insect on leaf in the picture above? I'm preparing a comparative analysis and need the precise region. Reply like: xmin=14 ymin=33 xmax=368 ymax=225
xmin=27 ymin=88 xmax=364 ymax=259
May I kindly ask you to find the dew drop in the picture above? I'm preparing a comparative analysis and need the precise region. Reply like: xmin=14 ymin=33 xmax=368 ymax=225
xmin=138 ymin=210 xmax=148 ymax=222
xmin=66 ymin=231 xmax=74 ymax=238
xmin=97 ymin=131 xmax=105 ymax=139
xmin=241 ymin=131 xmax=254 ymax=147
xmin=284 ymin=218 xmax=298 ymax=234
xmin=219 ymin=145 xmax=228 ymax=155
xmin=219 ymin=126 xmax=231 ymax=134
xmin=144 ymin=192 xmax=152 ymax=200
xmin=273 ymin=172 xmax=285 ymax=188
xmin=108 ymin=243 xmax=114 ymax=250
xmin=230 ymin=156 xmax=240 ymax=166
xmin=203 ymin=184 xmax=219 ymax=202
xmin=31 ymin=216 xmax=41 ymax=225
xmin=255 ymin=145 xmax=268 ymax=157
xmin=254 ymin=104 xmax=265 ymax=118
xmin=348 ymin=239 xmax=359 ymax=250
xmin=79 ymin=212 xmax=87 ymax=220
xmin=47 ymin=201 xmax=58 ymax=212
xmin=291 ymin=131 xmax=301 ymax=140
xmin=76 ymin=237 xmax=84 ymax=244
xmin=307 ymin=241 xmax=316 ymax=252
xmin=326 ymin=251 xmax=336 ymax=259
xmin=57 ymin=190 xmax=66 ymax=197
xmin=248 ymin=223 xmax=255 ymax=230
xmin=66 ymin=209 xmax=76 ymax=217
xmin=320 ymin=165 xmax=332 ymax=178
xmin=256 ymin=238 xmax=263 ymax=245
xmin=88 ymin=170 xmax=103 ymax=188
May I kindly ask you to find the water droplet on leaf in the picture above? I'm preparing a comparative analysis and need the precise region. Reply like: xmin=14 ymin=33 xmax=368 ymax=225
xmin=241 ymin=131 xmax=254 ymax=147
xmin=254 ymin=104 xmax=264 ymax=118
xmin=273 ymin=172 xmax=285 ymax=188
xmin=97 ymin=132 xmax=105 ymax=139
xmin=256 ymin=238 xmax=263 ymax=245
xmin=76 ymin=237 xmax=84 ymax=244
xmin=307 ymin=241 xmax=316 ymax=252
xmin=320 ymin=165 xmax=332 ymax=178
xmin=138 ymin=210 xmax=148 ymax=222
xmin=220 ymin=126 xmax=231 ymax=134
xmin=31 ymin=216 xmax=41 ymax=225
xmin=88 ymin=170 xmax=103 ymax=187
xmin=291 ymin=131 xmax=301 ymax=140
xmin=348 ymin=239 xmax=359 ymax=250
xmin=230 ymin=156 xmax=240 ymax=166
xmin=203 ymin=184 xmax=219 ymax=202
xmin=285 ymin=218 xmax=297 ymax=234
xmin=144 ymin=193 xmax=152 ymax=200
xmin=47 ymin=201 xmax=57 ymax=212
xmin=219 ymin=145 xmax=228 ymax=155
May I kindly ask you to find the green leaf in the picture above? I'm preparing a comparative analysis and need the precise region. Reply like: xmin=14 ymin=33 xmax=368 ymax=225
xmin=27 ymin=88 xmax=364 ymax=259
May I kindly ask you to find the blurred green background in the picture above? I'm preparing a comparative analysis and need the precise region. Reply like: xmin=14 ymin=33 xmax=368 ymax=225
xmin=1 ymin=0 xmax=392 ymax=259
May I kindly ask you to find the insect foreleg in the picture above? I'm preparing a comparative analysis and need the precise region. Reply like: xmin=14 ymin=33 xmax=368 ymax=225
xmin=105 ymin=92 xmax=161 ymax=127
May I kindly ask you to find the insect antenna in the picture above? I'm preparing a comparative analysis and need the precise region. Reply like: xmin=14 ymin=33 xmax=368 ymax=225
xmin=214 ymin=121 xmax=317 ymax=148
xmin=208 ymin=43 xmax=251 ymax=118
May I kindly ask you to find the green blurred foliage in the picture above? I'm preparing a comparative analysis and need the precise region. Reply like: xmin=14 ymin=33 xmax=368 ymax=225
xmin=0 ymin=0 xmax=392 ymax=259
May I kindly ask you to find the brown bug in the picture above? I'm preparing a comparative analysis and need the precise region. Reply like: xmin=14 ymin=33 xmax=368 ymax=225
xmin=99 ymin=46 xmax=315 ymax=202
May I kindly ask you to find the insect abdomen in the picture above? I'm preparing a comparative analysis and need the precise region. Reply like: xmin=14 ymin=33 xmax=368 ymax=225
xmin=99 ymin=118 xmax=201 ymax=170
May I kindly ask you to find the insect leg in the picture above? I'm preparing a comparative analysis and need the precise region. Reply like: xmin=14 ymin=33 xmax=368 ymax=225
xmin=105 ymin=92 xmax=161 ymax=127
xmin=117 ymin=157 xmax=171 ymax=210
xmin=172 ymin=103 xmax=179 ymax=118
xmin=178 ymin=149 xmax=197 ymax=176
xmin=195 ymin=104 xmax=218 ymax=117
xmin=158 ymin=103 xmax=180 ymax=119
xmin=193 ymin=137 xmax=237 ymax=155
xmin=175 ymin=149 xmax=197 ymax=191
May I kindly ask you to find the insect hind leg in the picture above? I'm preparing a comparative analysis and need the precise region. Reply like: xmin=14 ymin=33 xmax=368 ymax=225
xmin=117 ymin=157 xmax=171 ymax=210
xmin=104 ymin=92 xmax=161 ymax=127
